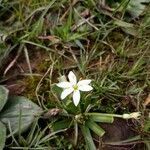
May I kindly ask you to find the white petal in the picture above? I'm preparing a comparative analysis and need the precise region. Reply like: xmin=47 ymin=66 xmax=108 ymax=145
xmin=58 ymin=75 xmax=67 ymax=82
xmin=61 ymin=88 xmax=74 ymax=99
xmin=73 ymin=90 xmax=80 ymax=106
xmin=68 ymin=71 xmax=77 ymax=85
xmin=77 ymin=80 xmax=92 ymax=86
xmin=78 ymin=85 xmax=93 ymax=91
xmin=56 ymin=82 xmax=71 ymax=88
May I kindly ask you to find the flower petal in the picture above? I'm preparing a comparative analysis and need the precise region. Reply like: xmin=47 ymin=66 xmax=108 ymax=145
xmin=56 ymin=82 xmax=71 ymax=88
xmin=78 ymin=85 xmax=93 ymax=91
xmin=73 ymin=90 xmax=80 ymax=106
xmin=68 ymin=71 xmax=77 ymax=85
xmin=77 ymin=80 xmax=92 ymax=86
xmin=61 ymin=88 xmax=74 ymax=99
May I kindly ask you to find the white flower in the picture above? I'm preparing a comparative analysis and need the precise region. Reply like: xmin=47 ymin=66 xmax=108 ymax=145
xmin=122 ymin=112 xmax=141 ymax=119
xmin=56 ymin=71 xmax=93 ymax=106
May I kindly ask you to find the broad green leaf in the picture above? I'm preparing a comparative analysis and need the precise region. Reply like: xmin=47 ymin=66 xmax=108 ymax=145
xmin=87 ymin=113 xmax=114 ymax=123
xmin=0 ymin=86 xmax=9 ymax=112
xmin=80 ymin=125 xmax=96 ymax=150
xmin=0 ymin=121 xmax=6 ymax=150
xmin=86 ymin=120 xmax=105 ymax=137
xmin=0 ymin=96 xmax=42 ymax=135
xmin=127 ymin=0 xmax=150 ymax=18
xmin=52 ymin=119 xmax=72 ymax=131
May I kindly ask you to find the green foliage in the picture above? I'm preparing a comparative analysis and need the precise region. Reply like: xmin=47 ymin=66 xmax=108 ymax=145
xmin=0 ymin=86 xmax=42 ymax=149
xmin=8 ymin=120 xmax=65 ymax=149
xmin=85 ymin=119 xmax=105 ymax=137
xmin=86 ymin=113 xmax=114 ymax=123
xmin=49 ymin=85 xmax=125 ymax=150
xmin=0 ymin=86 xmax=8 ymax=150
xmin=0 ymin=122 xmax=6 ymax=150
xmin=81 ymin=125 xmax=96 ymax=150
xmin=0 ymin=96 xmax=42 ymax=134
xmin=143 ymin=119 xmax=150 ymax=132
xmin=127 ymin=0 xmax=150 ymax=18
xmin=106 ymin=0 xmax=150 ymax=18
xmin=52 ymin=119 xmax=73 ymax=131
xmin=0 ymin=86 xmax=8 ymax=111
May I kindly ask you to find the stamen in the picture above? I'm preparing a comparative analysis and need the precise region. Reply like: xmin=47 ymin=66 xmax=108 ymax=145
xmin=73 ymin=85 xmax=78 ymax=90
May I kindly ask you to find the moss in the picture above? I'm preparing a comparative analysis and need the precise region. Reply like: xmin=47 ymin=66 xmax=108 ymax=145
xmin=22 ymin=58 xmax=60 ymax=108
xmin=37 ymin=59 xmax=51 ymax=73
xmin=22 ymin=56 xmax=52 ymax=102
xmin=107 ymin=30 xmax=125 ymax=49
xmin=23 ymin=76 xmax=41 ymax=101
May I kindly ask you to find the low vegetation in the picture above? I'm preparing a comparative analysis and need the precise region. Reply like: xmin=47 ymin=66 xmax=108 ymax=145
xmin=0 ymin=0 xmax=150 ymax=149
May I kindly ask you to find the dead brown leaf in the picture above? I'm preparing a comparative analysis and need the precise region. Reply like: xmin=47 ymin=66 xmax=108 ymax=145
xmin=42 ymin=108 xmax=62 ymax=119
xmin=143 ymin=94 xmax=150 ymax=106
xmin=81 ymin=9 xmax=90 ymax=18
xmin=38 ymin=35 xmax=60 ymax=43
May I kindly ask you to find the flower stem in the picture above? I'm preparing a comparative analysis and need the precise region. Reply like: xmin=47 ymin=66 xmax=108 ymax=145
xmin=86 ymin=113 xmax=123 ymax=118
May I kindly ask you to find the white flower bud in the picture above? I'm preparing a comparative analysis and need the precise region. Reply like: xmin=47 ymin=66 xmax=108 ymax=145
xmin=123 ymin=112 xmax=141 ymax=119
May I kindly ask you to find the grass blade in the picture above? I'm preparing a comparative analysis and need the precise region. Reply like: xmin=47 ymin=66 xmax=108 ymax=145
xmin=86 ymin=120 xmax=105 ymax=137
xmin=80 ymin=125 xmax=96 ymax=150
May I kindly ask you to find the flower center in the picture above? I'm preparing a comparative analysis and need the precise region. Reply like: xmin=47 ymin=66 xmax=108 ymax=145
xmin=73 ymin=85 xmax=78 ymax=90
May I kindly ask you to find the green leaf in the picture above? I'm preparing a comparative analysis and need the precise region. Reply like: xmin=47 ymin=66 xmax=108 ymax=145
xmin=127 ymin=0 xmax=150 ymax=18
xmin=80 ymin=125 xmax=96 ymax=150
xmin=51 ymin=84 xmax=62 ymax=96
xmin=87 ymin=113 xmax=114 ymax=123
xmin=0 ymin=86 xmax=9 ymax=112
xmin=145 ymin=142 xmax=150 ymax=150
xmin=0 ymin=96 xmax=42 ymax=135
xmin=0 ymin=121 xmax=6 ymax=150
xmin=114 ymin=19 xmax=134 ymax=28
xmin=38 ymin=129 xmax=66 ymax=145
xmin=52 ymin=119 xmax=73 ymax=131
xmin=143 ymin=119 xmax=150 ymax=132
xmin=113 ymin=19 xmax=137 ymax=36
xmin=86 ymin=120 xmax=105 ymax=137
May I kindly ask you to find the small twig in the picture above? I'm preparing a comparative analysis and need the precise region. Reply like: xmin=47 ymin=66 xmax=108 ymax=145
xmin=105 ymin=140 xmax=149 ymax=146
xmin=3 ymin=45 xmax=23 ymax=76
xmin=60 ymin=0 xmax=78 ymax=22
xmin=71 ymin=15 xmax=96 ymax=31
xmin=4 ymin=54 xmax=19 ymax=76
xmin=73 ymin=8 xmax=98 ymax=31
xmin=23 ymin=46 xmax=33 ymax=76
xmin=35 ymin=65 xmax=52 ymax=107
xmin=35 ymin=55 xmax=61 ymax=108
